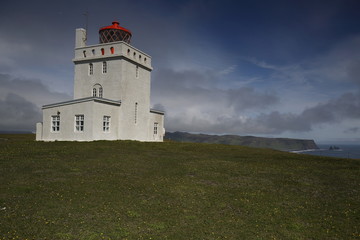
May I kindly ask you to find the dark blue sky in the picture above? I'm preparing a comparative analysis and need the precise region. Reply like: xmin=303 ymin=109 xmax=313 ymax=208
xmin=1 ymin=0 xmax=360 ymax=143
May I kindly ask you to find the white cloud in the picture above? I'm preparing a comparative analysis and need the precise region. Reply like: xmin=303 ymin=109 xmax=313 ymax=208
xmin=218 ymin=65 xmax=237 ymax=75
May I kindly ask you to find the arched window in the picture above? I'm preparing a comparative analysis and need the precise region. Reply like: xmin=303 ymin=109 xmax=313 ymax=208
xmin=144 ymin=58 xmax=147 ymax=64
xmin=139 ymin=55 xmax=142 ymax=61
xmin=92 ymin=49 xmax=95 ymax=55
xmin=89 ymin=63 xmax=93 ymax=75
xmin=110 ymin=47 xmax=115 ymax=54
xmin=101 ymin=48 xmax=105 ymax=55
xmin=99 ymin=87 xmax=103 ymax=98
xmin=102 ymin=62 xmax=107 ymax=74
xmin=127 ymin=49 xmax=130 ymax=56
xmin=92 ymin=84 xmax=103 ymax=98
xmin=83 ymin=50 xmax=86 ymax=57
xmin=133 ymin=52 xmax=136 ymax=58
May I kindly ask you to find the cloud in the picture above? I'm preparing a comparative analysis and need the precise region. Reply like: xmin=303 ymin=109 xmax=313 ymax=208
xmin=0 ymin=73 xmax=71 ymax=107
xmin=159 ymin=34 xmax=360 ymax=135
xmin=246 ymin=35 xmax=360 ymax=92
xmin=152 ymin=68 xmax=281 ymax=134
xmin=153 ymin=68 xmax=279 ymax=112
xmin=227 ymin=87 xmax=278 ymax=112
xmin=152 ymin=64 xmax=360 ymax=135
xmin=219 ymin=65 xmax=237 ymax=75
xmin=346 ymin=59 xmax=360 ymax=86
xmin=175 ymin=91 xmax=360 ymax=135
xmin=0 ymin=73 xmax=71 ymax=131
xmin=242 ymin=91 xmax=360 ymax=134
xmin=302 ymin=92 xmax=360 ymax=124
xmin=344 ymin=127 xmax=359 ymax=133
xmin=0 ymin=93 xmax=41 ymax=131
xmin=152 ymin=103 xmax=166 ymax=112
xmin=0 ymin=0 xmax=359 ymax=141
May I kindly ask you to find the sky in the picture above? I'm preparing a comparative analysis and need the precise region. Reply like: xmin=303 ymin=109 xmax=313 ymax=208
xmin=0 ymin=0 xmax=360 ymax=144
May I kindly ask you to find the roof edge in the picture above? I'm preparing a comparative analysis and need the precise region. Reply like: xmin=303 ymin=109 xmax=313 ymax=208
xmin=42 ymin=97 xmax=121 ymax=109
xmin=150 ymin=109 xmax=165 ymax=115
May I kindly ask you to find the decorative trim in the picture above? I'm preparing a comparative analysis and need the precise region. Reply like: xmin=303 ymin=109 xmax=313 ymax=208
xmin=42 ymin=97 xmax=121 ymax=109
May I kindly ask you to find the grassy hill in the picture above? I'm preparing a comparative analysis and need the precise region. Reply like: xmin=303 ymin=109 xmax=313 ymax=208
xmin=165 ymin=132 xmax=319 ymax=151
xmin=0 ymin=134 xmax=359 ymax=239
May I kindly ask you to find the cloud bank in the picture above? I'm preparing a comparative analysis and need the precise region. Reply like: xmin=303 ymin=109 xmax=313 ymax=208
xmin=0 ymin=93 xmax=41 ymax=131
xmin=1 ymin=0 xmax=360 ymax=142
xmin=0 ymin=74 xmax=71 ymax=131
xmin=151 ymin=35 xmax=360 ymax=136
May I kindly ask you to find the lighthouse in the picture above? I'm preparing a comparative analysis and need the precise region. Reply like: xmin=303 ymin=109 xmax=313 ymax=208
xmin=36 ymin=21 xmax=165 ymax=141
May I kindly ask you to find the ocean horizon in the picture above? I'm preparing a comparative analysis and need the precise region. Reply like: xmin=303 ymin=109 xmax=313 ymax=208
xmin=293 ymin=144 xmax=360 ymax=160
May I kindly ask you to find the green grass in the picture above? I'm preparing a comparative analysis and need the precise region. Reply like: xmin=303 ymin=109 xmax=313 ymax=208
xmin=0 ymin=134 xmax=359 ymax=240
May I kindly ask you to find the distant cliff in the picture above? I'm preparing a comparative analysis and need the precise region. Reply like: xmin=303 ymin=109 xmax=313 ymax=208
xmin=165 ymin=132 xmax=319 ymax=151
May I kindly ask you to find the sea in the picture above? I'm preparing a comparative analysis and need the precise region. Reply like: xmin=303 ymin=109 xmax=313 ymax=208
xmin=293 ymin=145 xmax=360 ymax=160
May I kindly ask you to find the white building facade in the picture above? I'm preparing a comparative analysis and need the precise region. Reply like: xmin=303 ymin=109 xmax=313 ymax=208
xmin=36 ymin=21 xmax=165 ymax=141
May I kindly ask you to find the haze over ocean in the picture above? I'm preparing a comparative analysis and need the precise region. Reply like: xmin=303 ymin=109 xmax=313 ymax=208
xmin=295 ymin=145 xmax=360 ymax=160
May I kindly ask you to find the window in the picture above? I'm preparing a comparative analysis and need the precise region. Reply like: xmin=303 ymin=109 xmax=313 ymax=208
xmin=92 ymin=84 xmax=103 ymax=98
xmin=101 ymin=48 xmax=105 ymax=55
xmin=92 ymin=49 xmax=95 ymax=55
xmin=136 ymin=65 xmax=139 ymax=78
xmin=134 ymin=103 xmax=138 ymax=124
xmin=110 ymin=47 xmax=114 ymax=54
xmin=133 ymin=52 xmax=136 ymax=58
xmin=89 ymin=63 xmax=93 ymax=75
xmin=51 ymin=115 xmax=60 ymax=132
xmin=83 ymin=50 xmax=86 ymax=57
xmin=154 ymin=122 xmax=158 ymax=135
xmin=103 ymin=116 xmax=110 ymax=132
xmin=102 ymin=62 xmax=107 ymax=74
xmin=127 ymin=49 xmax=130 ymax=56
xmin=139 ymin=55 xmax=142 ymax=61
xmin=144 ymin=58 xmax=147 ymax=64
xmin=75 ymin=115 xmax=84 ymax=132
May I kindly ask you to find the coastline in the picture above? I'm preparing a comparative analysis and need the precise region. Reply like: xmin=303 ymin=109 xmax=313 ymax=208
xmin=291 ymin=145 xmax=360 ymax=160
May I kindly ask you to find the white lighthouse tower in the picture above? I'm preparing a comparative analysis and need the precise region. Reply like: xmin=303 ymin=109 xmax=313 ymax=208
xmin=36 ymin=21 xmax=165 ymax=141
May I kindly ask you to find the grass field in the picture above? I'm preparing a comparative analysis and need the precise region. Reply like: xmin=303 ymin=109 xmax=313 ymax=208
xmin=0 ymin=134 xmax=359 ymax=239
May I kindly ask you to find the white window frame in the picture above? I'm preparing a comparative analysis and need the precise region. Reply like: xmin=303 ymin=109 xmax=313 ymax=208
xmin=99 ymin=87 xmax=103 ymax=98
xmin=103 ymin=116 xmax=110 ymax=133
xmin=75 ymin=115 xmax=84 ymax=132
xmin=89 ymin=63 xmax=93 ymax=75
xmin=92 ymin=88 xmax=97 ymax=97
xmin=154 ymin=122 xmax=158 ymax=135
xmin=51 ymin=115 xmax=60 ymax=132
xmin=102 ymin=61 xmax=107 ymax=74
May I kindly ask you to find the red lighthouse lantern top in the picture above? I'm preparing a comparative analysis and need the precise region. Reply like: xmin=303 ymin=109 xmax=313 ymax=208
xmin=99 ymin=21 xmax=132 ymax=44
